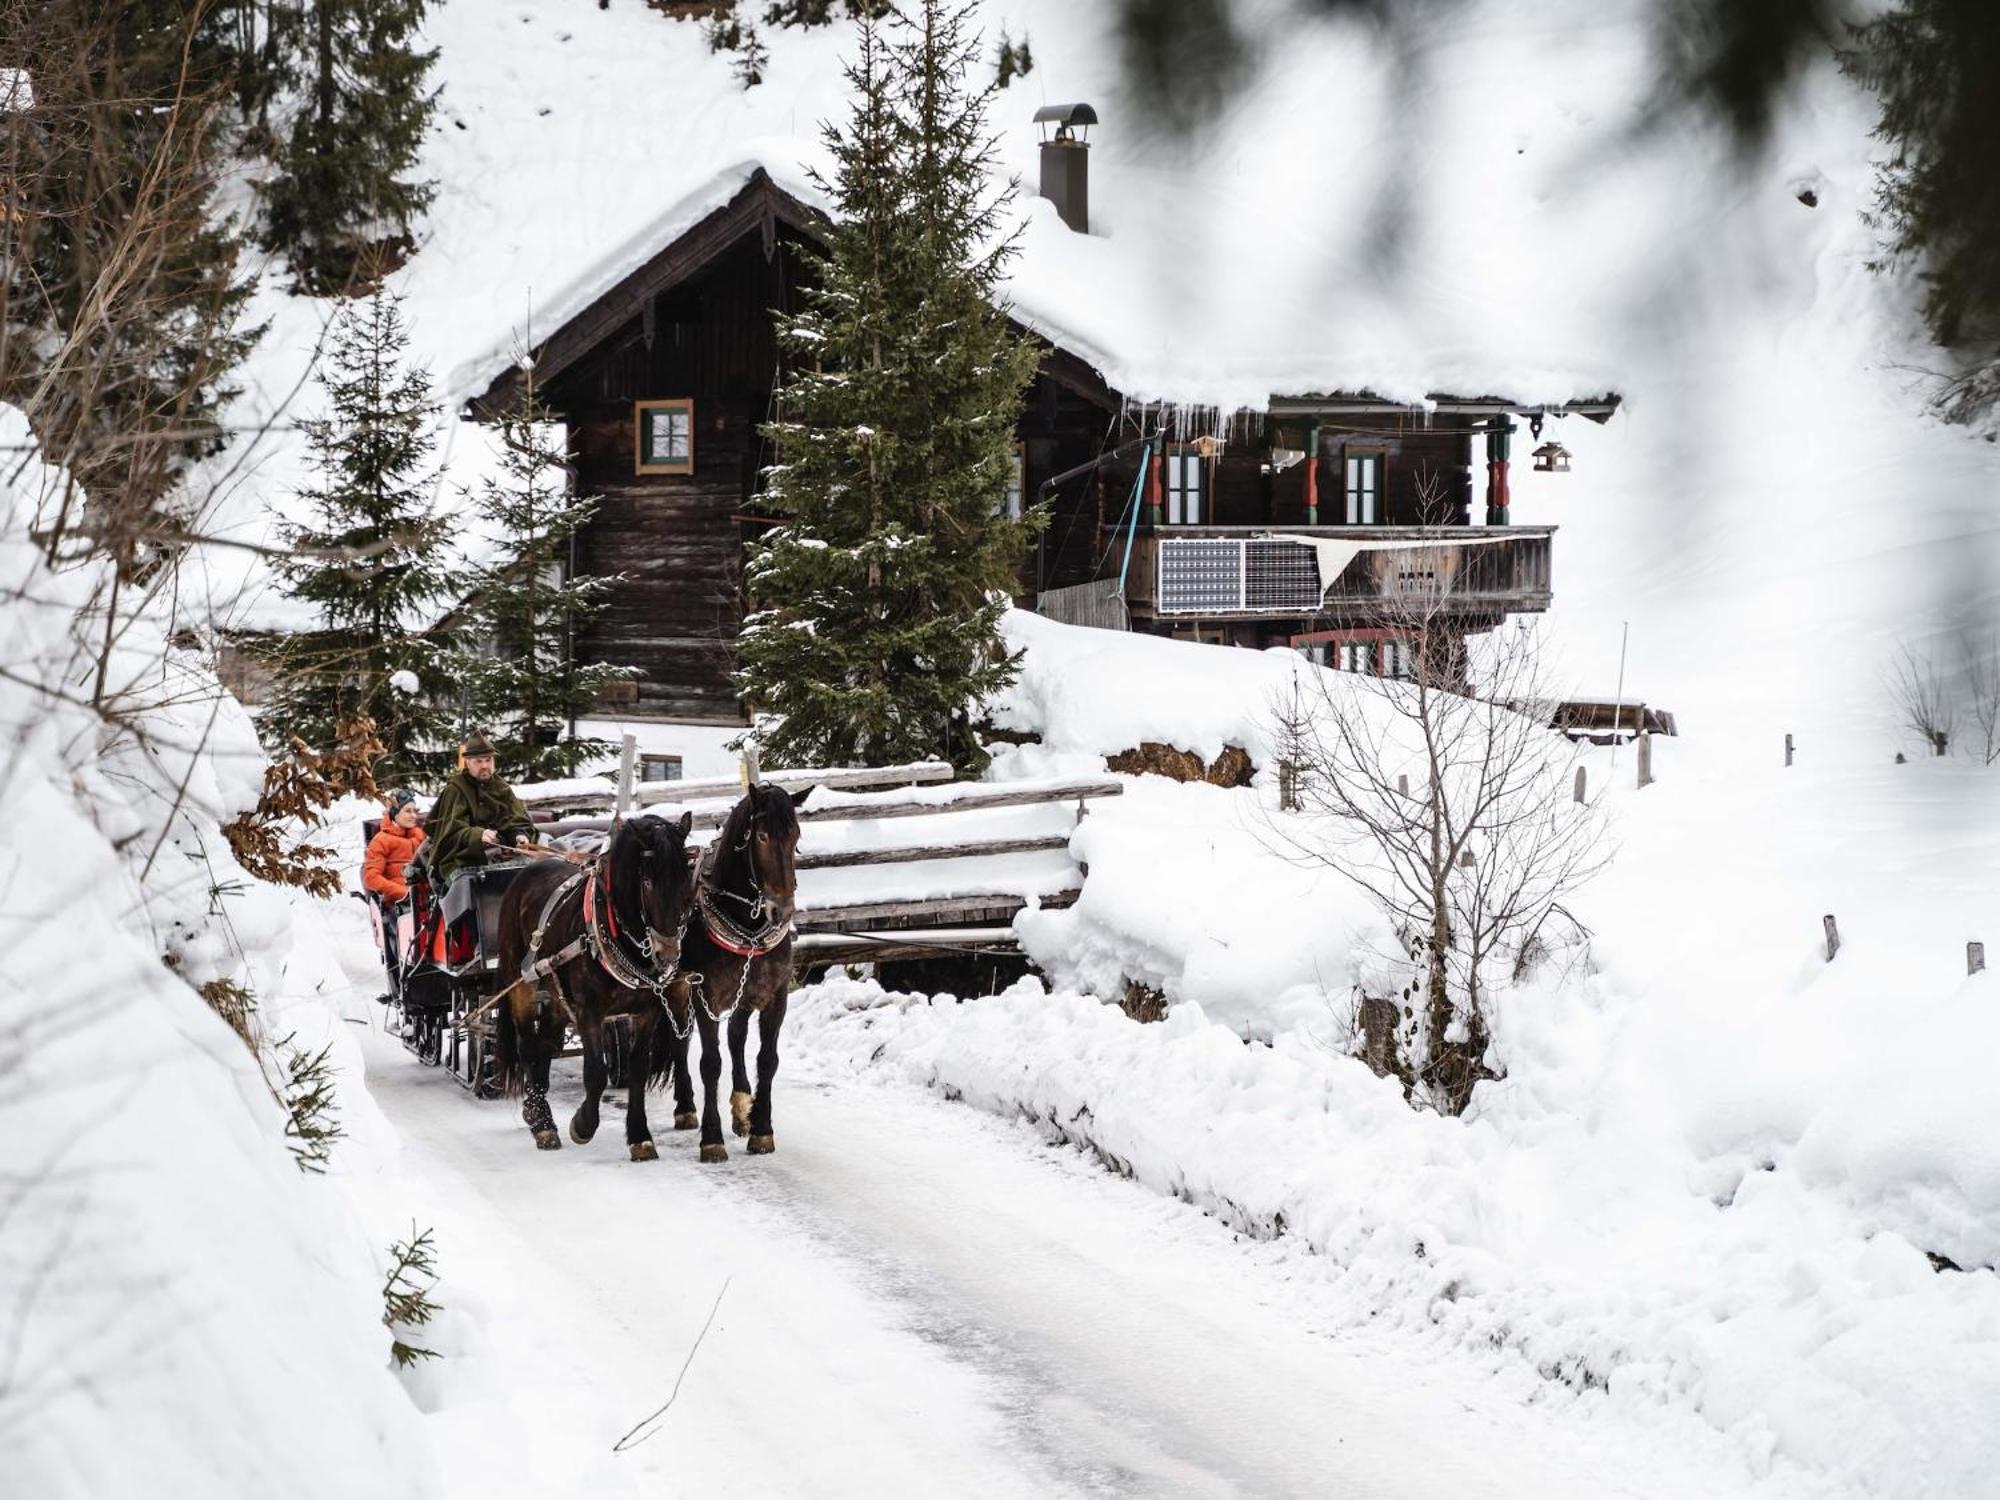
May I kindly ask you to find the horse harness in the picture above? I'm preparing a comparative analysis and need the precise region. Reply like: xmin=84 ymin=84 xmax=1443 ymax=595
xmin=690 ymin=829 xmax=794 ymax=1019
xmin=521 ymin=849 xmax=691 ymax=1030
xmin=518 ymin=815 xmax=793 ymax=1038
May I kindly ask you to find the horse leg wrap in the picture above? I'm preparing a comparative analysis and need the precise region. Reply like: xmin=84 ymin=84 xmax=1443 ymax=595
xmin=523 ymin=1086 xmax=560 ymax=1149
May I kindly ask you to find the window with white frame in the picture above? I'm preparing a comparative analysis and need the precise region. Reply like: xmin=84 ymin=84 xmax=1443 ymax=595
xmin=1295 ymin=641 xmax=1329 ymax=668
xmin=1338 ymin=640 xmax=1375 ymax=674
xmin=1166 ymin=449 xmax=1204 ymax=525
xmin=999 ymin=442 xmax=1025 ymax=520
xmin=1344 ymin=450 xmax=1383 ymax=524
xmin=1382 ymin=638 xmax=1410 ymax=679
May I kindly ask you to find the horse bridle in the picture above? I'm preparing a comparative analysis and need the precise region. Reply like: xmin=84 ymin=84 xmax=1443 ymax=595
xmin=695 ymin=798 xmax=793 ymax=958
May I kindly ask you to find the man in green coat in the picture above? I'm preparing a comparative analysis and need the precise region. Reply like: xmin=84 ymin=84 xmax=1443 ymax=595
xmin=426 ymin=732 xmax=533 ymax=881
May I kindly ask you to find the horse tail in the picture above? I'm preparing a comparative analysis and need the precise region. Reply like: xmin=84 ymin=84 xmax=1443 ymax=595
xmin=645 ymin=999 xmax=688 ymax=1093
xmin=491 ymin=978 xmax=526 ymax=1098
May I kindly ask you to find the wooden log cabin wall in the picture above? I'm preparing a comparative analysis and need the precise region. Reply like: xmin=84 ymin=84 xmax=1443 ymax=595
xmin=537 ymin=230 xmax=804 ymax=723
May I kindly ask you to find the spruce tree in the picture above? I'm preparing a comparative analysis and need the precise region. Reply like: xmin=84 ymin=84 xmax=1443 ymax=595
xmin=261 ymin=289 xmax=451 ymax=781
xmin=738 ymin=1 xmax=1041 ymax=770
xmin=1839 ymin=0 xmax=2000 ymax=424
xmin=257 ymin=0 xmax=439 ymax=295
xmin=447 ymin=372 xmax=626 ymax=781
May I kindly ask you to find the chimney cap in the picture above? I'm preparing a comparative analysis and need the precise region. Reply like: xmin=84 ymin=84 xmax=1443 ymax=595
xmin=1034 ymin=102 xmax=1098 ymax=141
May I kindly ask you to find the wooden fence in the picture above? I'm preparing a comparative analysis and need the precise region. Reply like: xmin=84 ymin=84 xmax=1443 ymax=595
xmin=518 ymin=749 xmax=1121 ymax=966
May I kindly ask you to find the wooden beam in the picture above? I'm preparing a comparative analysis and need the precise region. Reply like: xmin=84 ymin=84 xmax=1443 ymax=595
xmin=517 ymin=758 xmax=955 ymax=809
xmin=793 ymin=889 xmax=1080 ymax=931
xmin=792 ymin=778 xmax=1123 ymax=825
xmin=795 ymin=833 xmax=1073 ymax=871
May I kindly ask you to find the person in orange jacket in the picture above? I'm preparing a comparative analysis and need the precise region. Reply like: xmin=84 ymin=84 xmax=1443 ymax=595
xmin=364 ymin=789 xmax=426 ymax=904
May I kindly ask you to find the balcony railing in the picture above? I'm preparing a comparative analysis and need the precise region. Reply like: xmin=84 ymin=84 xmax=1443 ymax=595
xmin=1117 ymin=526 xmax=1554 ymax=619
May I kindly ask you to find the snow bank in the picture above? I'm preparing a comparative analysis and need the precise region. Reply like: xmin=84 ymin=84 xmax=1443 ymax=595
xmin=0 ymin=410 xmax=436 ymax=1496
xmin=789 ymin=976 xmax=2000 ymax=1500
xmin=773 ymin=606 xmax=2000 ymax=1499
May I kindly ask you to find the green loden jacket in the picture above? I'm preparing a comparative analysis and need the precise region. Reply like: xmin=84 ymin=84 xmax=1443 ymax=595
xmin=426 ymin=769 xmax=532 ymax=881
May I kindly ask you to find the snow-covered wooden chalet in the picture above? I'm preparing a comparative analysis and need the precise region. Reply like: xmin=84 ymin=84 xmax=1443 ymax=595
xmin=469 ymin=110 xmax=1617 ymax=725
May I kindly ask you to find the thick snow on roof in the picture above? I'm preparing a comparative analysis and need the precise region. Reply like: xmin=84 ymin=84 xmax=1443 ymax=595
xmin=431 ymin=0 xmax=1630 ymax=413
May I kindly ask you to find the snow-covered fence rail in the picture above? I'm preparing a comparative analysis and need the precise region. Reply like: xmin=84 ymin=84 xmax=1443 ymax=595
xmin=512 ymin=757 xmax=955 ymax=811
xmin=783 ymin=776 xmax=1119 ymax=965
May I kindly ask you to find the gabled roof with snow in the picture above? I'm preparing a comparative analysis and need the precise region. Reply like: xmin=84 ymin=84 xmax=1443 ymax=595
xmin=408 ymin=1 xmax=1626 ymax=420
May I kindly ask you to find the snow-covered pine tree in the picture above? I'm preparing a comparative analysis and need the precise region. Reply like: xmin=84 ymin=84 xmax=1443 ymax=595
xmin=260 ymin=288 xmax=451 ymax=781
xmin=447 ymin=372 xmax=625 ymax=781
xmin=257 ymin=0 xmax=439 ymax=295
xmin=739 ymin=1 xmax=1041 ymax=770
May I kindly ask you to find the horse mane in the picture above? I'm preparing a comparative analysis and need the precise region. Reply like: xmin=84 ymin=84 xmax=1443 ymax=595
xmin=707 ymin=783 xmax=798 ymax=896
xmin=605 ymin=816 xmax=649 ymax=931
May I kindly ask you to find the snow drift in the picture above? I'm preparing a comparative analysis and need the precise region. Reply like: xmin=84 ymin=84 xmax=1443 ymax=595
xmin=0 ymin=409 xmax=436 ymax=1497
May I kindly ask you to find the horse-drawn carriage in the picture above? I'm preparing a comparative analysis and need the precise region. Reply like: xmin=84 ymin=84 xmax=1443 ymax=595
xmin=363 ymin=818 xmax=538 ymax=1094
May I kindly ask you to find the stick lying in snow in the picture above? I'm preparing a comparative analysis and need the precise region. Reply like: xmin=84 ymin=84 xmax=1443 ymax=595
xmin=611 ymin=1277 xmax=732 ymax=1453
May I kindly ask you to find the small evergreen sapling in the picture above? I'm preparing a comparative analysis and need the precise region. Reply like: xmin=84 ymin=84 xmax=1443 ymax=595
xmin=447 ymin=372 xmax=626 ymax=780
xmin=382 ymin=1224 xmax=442 ymax=1367
xmin=260 ymin=289 xmax=453 ymax=782
xmin=276 ymin=1032 xmax=345 ymax=1173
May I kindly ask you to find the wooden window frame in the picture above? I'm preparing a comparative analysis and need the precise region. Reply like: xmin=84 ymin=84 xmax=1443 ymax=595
xmin=634 ymin=398 xmax=695 ymax=475
xmin=1165 ymin=446 xmax=1205 ymax=525
xmin=1343 ymin=446 xmax=1385 ymax=525
xmin=638 ymin=753 xmax=684 ymax=784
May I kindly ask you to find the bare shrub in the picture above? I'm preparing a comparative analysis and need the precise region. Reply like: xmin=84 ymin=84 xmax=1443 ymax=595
xmin=1888 ymin=645 xmax=1955 ymax=756
xmin=1268 ymin=581 xmax=1610 ymax=1116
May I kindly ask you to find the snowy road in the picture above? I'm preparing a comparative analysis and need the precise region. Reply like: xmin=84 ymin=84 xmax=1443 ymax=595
xmin=357 ymin=1021 xmax=1794 ymax=1500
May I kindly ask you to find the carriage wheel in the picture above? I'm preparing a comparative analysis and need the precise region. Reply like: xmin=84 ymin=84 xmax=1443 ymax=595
xmin=417 ymin=1009 xmax=443 ymax=1067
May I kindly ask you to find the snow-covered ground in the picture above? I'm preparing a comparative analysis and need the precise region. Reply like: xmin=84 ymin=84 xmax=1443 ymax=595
xmin=15 ymin=0 xmax=2000 ymax=1495
xmin=336 ymin=928 xmax=1807 ymax=1499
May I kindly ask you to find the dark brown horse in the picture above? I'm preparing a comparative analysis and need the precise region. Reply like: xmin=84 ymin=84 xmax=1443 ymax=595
xmin=657 ymin=782 xmax=800 ymax=1163
xmin=493 ymin=811 xmax=696 ymax=1159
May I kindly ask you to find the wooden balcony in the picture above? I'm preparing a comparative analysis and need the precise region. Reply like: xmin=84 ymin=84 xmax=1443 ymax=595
xmin=1115 ymin=525 xmax=1554 ymax=622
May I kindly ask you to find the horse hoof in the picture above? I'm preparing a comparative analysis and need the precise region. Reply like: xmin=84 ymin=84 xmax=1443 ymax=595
xmin=569 ymin=1116 xmax=597 ymax=1145
xmin=730 ymin=1090 xmax=754 ymax=1137
xmin=699 ymin=1143 xmax=729 ymax=1164
xmin=533 ymin=1130 xmax=562 ymax=1151
xmin=747 ymin=1133 xmax=776 ymax=1155
xmin=673 ymin=1111 xmax=699 ymax=1131
xmin=629 ymin=1139 xmax=659 ymax=1162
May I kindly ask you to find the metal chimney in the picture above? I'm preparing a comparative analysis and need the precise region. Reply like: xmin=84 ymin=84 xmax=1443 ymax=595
xmin=1034 ymin=103 xmax=1097 ymax=234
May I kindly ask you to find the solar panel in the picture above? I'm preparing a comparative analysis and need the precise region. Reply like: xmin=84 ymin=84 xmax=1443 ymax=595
xmin=1246 ymin=540 xmax=1321 ymax=610
xmin=1156 ymin=537 xmax=1324 ymax=614
xmin=1158 ymin=539 xmax=1242 ymax=614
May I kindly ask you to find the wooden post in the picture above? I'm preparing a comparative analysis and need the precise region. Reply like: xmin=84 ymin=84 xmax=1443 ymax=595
xmin=1397 ymin=773 xmax=1409 ymax=798
xmin=1823 ymin=914 xmax=1841 ymax=962
xmin=1970 ymin=941 xmax=1986 ymax=976
xmin=1278 ymin=760 xmax=1299 ymax=812
xmin=1784 ymin=732 xmax=1794 ymax=768
xmin=740 ymin=742 xmax=762 ymax=786
xmin=1573 ymin=765 xmax=1586 ymax=804
xmin=615 ymin=733 xmax=637 ymax=817
xmin=1636 ymin=731 xmax=1654 ymax=788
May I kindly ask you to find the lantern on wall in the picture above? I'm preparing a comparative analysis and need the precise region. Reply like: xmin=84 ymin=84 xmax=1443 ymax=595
xmin=1531 ymin=441 xmax=1572 ymax=473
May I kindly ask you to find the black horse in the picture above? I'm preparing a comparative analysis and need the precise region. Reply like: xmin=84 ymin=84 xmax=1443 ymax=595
xmin=657 ymin=782 xmax=801 ymax=1163
xmin=493 ymin=812 xmax=696 ymax=1159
